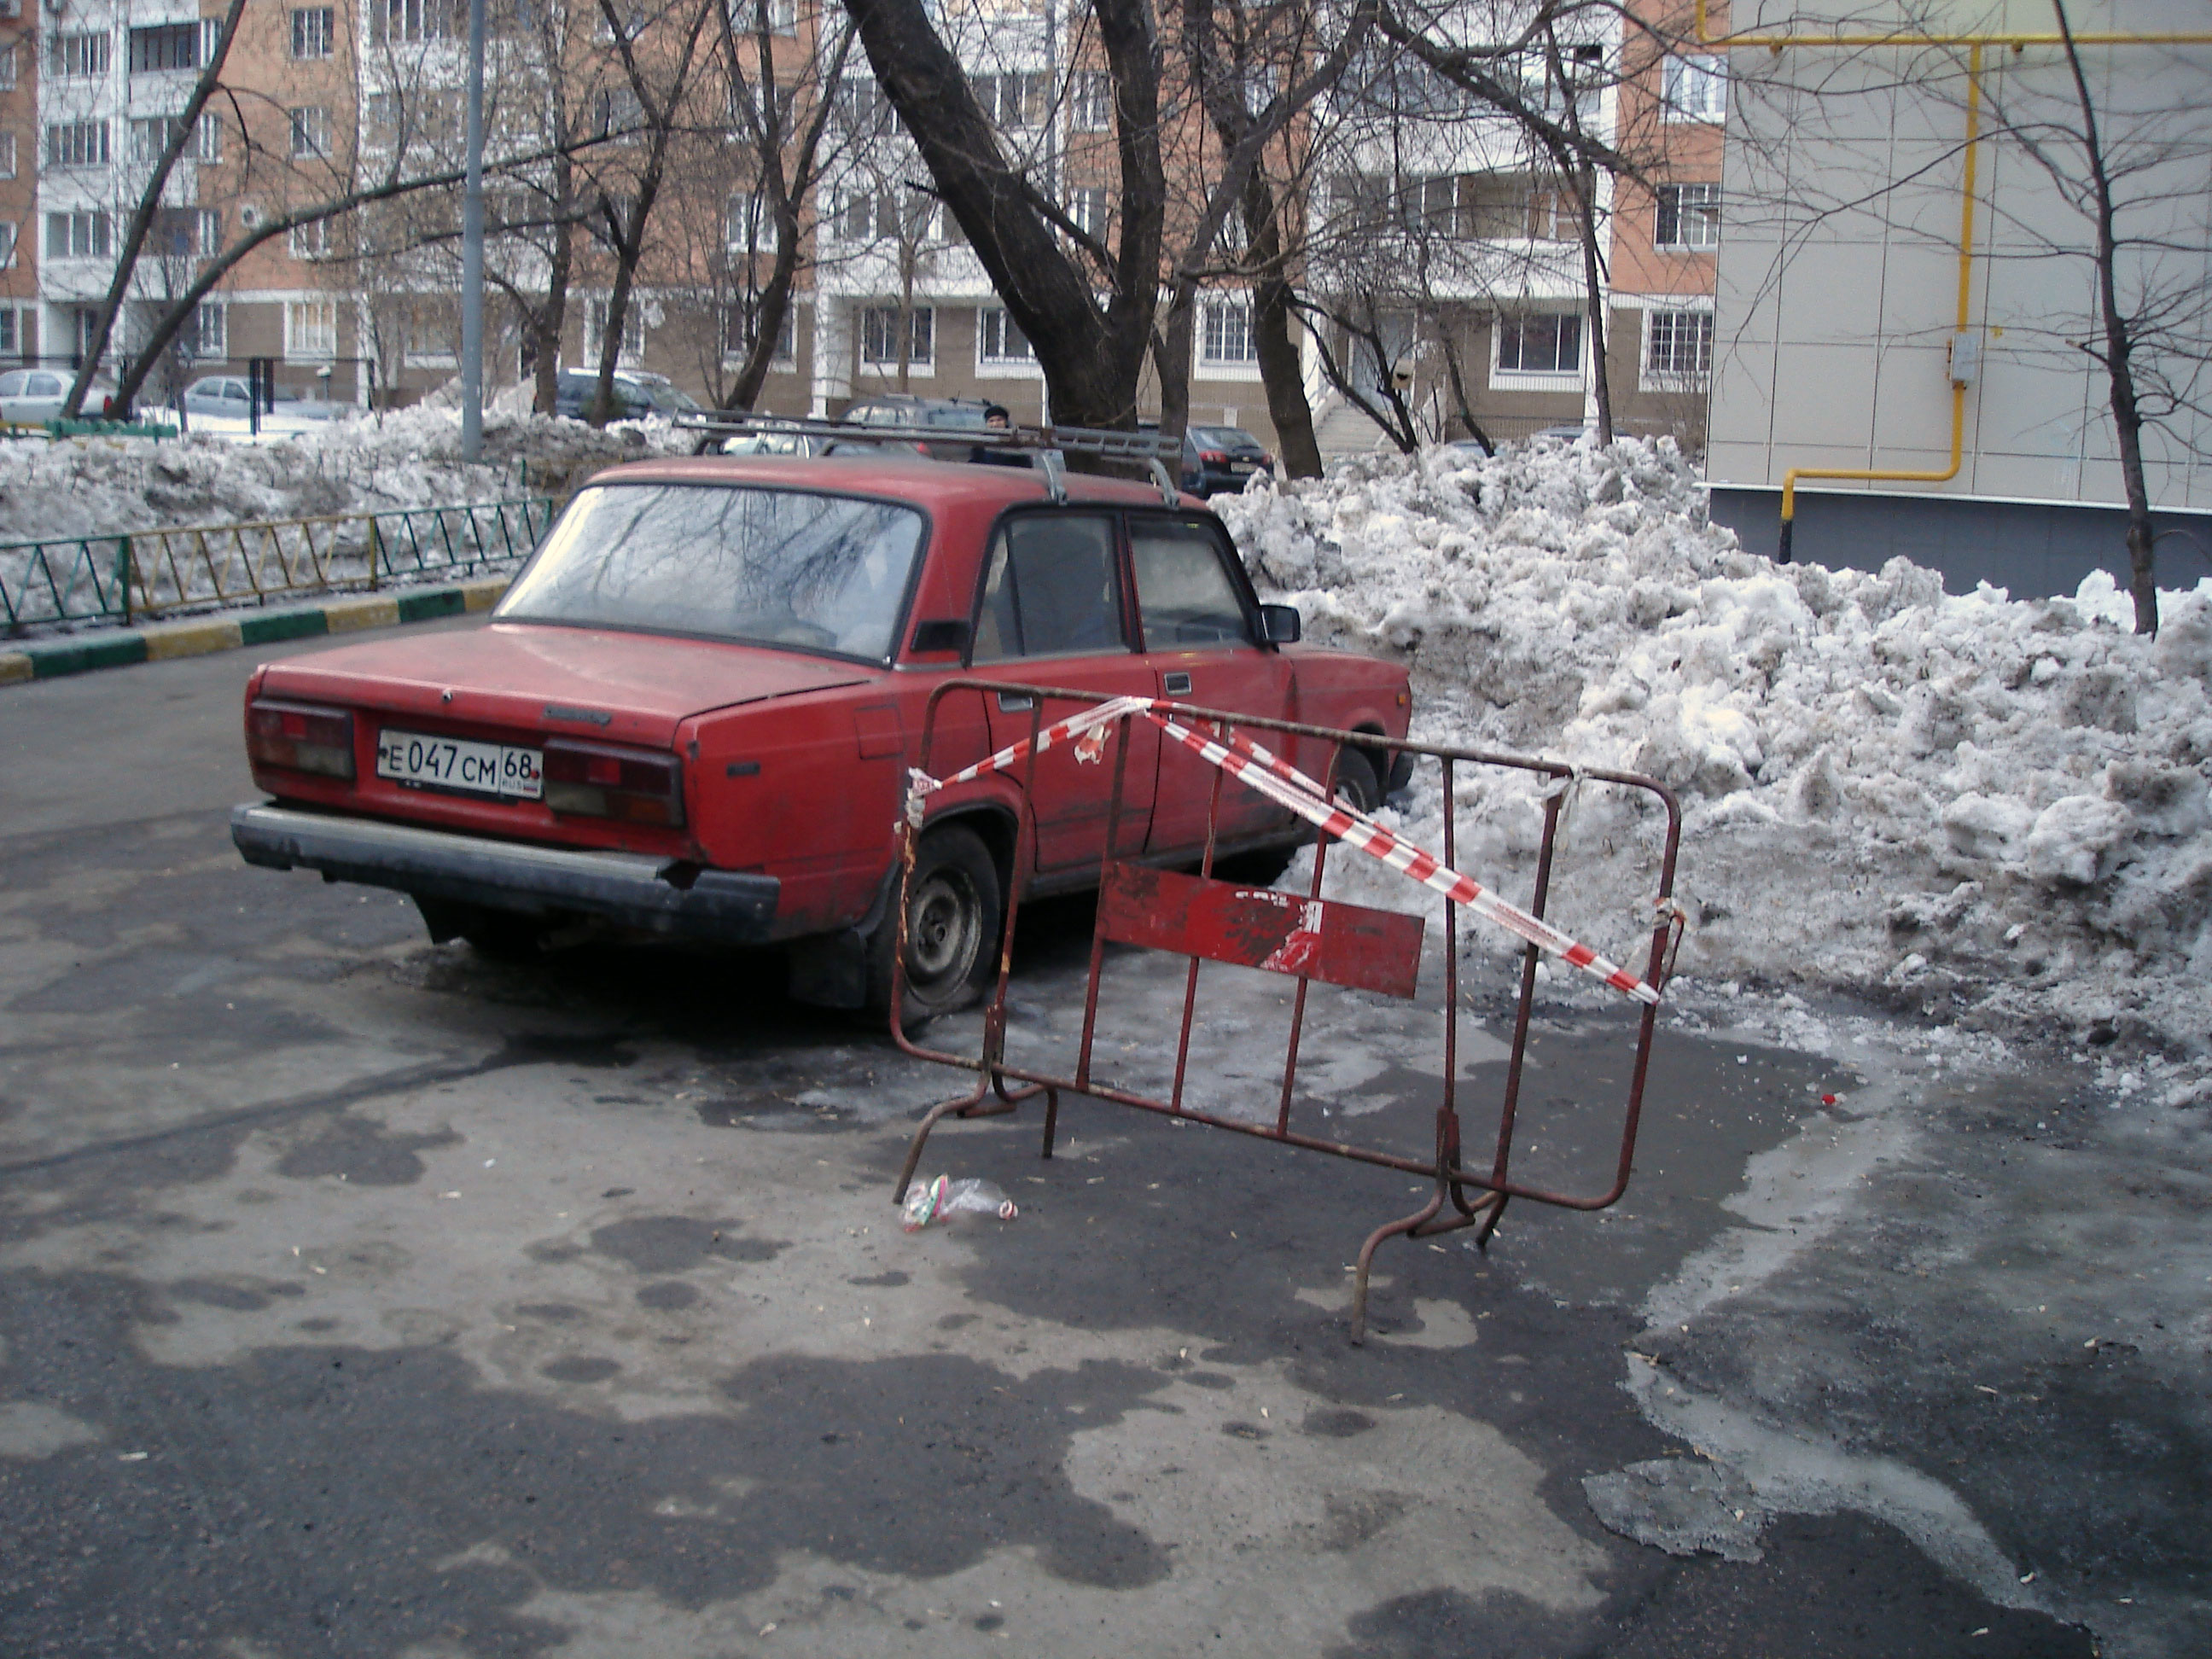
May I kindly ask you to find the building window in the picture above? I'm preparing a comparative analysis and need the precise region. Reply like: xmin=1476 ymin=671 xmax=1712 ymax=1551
xmin=130 ymin=116 xmax=220 ymax=165
xmin=186 ymin=300 xmax=226 ymax=361
xmin=1201 ymin=299 xmax=1257 ymax=366
xmin=1073 ymin=71 xmax=1111 ymax=131
xmin=583 ymin=298 xmax=647 ymax=365
xmin=290 ymin=219 xmax=331 ymax=259
xmin=375 ymin=0 xmax=457 ymax=44
xmin=0 ymin=46 xmax=15 ymax=90
xmin=1655 ymin=183 xmax=1720 ymax=248
xmin=978 ymin=73 xmax=1046 ymax=129
xmin=1068 ymin=188 xmax=1109 ymax=241
xmin=0 ymin=223 xmax=16 ymax=270
xmin=45 ymin=122 xmax=111 ymax=170
xmin=860 ymin=306 xmax=933 ymax=367
xmin=199 ymin=208 xmax=223 ymax=256
xmin=292 ymin=7 xmax=335 ymax=59
xmin=1644 ymin=309 xmax=1714 ymax=377
xmin=765 ymin=0 xmax=797 ymax=35
xmin=591 ymin=87 xmax=645 ymax=141
xmin=0 ymin=134 xmax=15 ymax=180
xmin=724 ymin=303 xmax=795 ymax=364
xmin=0 ymin=308 xmax=20 ymax=356
xmin=50 ymin=32 xmax=111 ymax=78
xmin=45 ymin=212 xmax=112 ymax=260
xmin=977 ymin=306 xmax=1033 ymax=364
xmin=286 ymin=300 xmax=338 ymax=361
xmin=129 ymin=23 xmax=201 ymax=73
xmin=1495 ymin=313 xmax=1582 ymax=375
xmin=1663 ymin=55 xmax=1726 ymax=123
xmin=290 ymin=107 xmax=331 ymax=159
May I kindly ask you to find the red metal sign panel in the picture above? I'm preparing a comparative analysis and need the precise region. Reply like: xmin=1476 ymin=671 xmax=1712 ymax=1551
xmin=1097 ymin=861 xmax=1424 ymax=999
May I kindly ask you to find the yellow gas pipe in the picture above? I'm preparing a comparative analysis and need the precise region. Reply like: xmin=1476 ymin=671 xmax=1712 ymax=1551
xmin=1685 ymin=6 xmax=2212 ymax=562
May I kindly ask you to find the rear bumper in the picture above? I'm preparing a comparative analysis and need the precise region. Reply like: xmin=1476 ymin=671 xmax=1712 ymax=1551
xmin=230 ymin=803 xmax=779 ymax=942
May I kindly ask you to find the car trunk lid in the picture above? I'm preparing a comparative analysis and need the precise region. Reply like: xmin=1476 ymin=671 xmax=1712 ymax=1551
xmin=259 ymin=620 xmax=874 ymax=748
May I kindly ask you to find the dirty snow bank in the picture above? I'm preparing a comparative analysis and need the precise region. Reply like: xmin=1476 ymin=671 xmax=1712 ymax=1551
xmin=0 ymin=405 xmax=683 ymax=548
xmin=1216 ymin=439 xmax=2212 ymax=1064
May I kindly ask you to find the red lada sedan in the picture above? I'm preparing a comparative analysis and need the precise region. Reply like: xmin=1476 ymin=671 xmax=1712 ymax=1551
xmin=231 ymin=453 xmax=1412 ymax=1019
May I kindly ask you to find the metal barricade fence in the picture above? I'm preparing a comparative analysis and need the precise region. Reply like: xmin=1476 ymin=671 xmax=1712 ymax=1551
xmin=888 ymin=679 xmax=1685 ymax=1342
xmin=0 ymin=498 xmax=558 ymax=630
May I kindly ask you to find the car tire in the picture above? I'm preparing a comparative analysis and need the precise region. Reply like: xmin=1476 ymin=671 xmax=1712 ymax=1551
xmin=871 ymin=824 xmax=1003 ymax=1027
xmin=1331 ymin=748 xmax=1382 ymax=818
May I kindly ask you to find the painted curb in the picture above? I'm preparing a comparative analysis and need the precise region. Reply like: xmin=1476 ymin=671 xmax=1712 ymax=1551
xmin=0 ymin=577 xmax=513 ymax=687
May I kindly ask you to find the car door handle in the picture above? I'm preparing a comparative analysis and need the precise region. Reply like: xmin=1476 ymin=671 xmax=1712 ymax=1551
xmin=996 ymin=691 xmax=1035 ymax=713
xmin=1163 ymin=672 xmax=1192 ymax=697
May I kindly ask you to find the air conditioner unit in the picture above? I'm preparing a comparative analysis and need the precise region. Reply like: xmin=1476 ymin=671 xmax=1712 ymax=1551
xmin=239 ymin=205 xmax=261 ymax=228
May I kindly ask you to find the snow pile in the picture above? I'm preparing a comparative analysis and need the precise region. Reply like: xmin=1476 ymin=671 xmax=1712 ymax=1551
xmin=1217 ymin=439 xmax=2212 ymax=1058
xmin=0 ymin=405 xmax=684 ymax=550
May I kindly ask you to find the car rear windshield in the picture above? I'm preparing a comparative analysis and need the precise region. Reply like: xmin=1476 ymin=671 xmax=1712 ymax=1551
xmin=1190 ymin=427 xmax=1260 ymax=450
xmin=497 ymin=484 xmax=926 ymax=661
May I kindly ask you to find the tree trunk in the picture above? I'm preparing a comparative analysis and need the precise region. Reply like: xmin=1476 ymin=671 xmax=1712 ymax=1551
xmin=533 ymin=172 xmax=574 ymax=416
xmin=1243 ymin=168 xmax=1322 ymax=478
xmin=841 ymin=0 xmax=1161 ymax=428
xmin=1573 ymin=169 xmax=1613 ymax=445
xmin=1439 ymin=329 xmax=1492 ymax=453
xmin=1154 ymin=281 xmax=1196 ymax=443
xmin=2054 ymin=0 xmax=2157 ymax=634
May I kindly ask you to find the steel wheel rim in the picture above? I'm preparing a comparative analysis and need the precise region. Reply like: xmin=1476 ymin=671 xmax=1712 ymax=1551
xmin=906 ymin=868 xmax=981 ymax=994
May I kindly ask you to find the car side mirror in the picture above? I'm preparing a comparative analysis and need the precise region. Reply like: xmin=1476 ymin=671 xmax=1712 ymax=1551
xmin=910 ymin=619 xmax=970 ymax=655
xmin=1258 ymin=603 xmax=1301 ymax=644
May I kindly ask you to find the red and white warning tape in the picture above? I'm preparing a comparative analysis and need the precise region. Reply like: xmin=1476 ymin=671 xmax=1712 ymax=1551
xmin=905 ymin=696 xmax=1663 ymax=1005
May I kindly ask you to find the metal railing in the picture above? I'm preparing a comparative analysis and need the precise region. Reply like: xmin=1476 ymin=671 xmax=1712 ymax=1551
xmin=0 ymin=497 xmax=558 ymax=631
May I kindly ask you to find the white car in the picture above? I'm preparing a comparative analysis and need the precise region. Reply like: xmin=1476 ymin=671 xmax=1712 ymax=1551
xmin=0 ymin=369 xmax=119 ymax=424
xmin=178 ymin=376 xmax=346 ymax=434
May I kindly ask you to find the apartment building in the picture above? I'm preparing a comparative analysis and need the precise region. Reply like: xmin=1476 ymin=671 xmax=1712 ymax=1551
xmin=1704 ymin=5 xmax=2212 ymax=592
xmin=0 ymin=0 xmax=1721 ymax=446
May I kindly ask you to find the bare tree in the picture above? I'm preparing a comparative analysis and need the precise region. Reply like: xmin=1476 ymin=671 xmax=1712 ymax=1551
xmin=584 ymin=0 xmax=719 ymax=424
xmin=67 ymin=0 xmax=247 ymax=418
xmin=712 ymin=0 xmax=857 ymax=410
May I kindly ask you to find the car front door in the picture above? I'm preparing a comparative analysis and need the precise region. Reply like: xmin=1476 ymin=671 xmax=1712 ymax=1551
xmin=1131 ymin=515 xmax=1295 ymax=856
xmin=971 ymin=510 xmax=1158 ymax=873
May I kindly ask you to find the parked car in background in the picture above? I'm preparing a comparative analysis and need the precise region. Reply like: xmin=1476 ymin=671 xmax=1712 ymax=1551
xmin=1179 ymin=426 xmax=1274 ymax=498
xmin=231 ymin=450 xmax=1414 ymax=1023
xmin=0 ymin=370 xmax=118 ymax=424
xmin=178 ymin=377 xmax=344 ymax=428
xmin=835 ymin=394 xmax=1008 ymax=461
xmin=554 ymin=370 xmax=702 ymax=422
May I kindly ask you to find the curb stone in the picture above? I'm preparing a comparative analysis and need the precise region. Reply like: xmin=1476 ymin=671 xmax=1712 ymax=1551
xmin=0 ymin=577 xmax=511 ymax=686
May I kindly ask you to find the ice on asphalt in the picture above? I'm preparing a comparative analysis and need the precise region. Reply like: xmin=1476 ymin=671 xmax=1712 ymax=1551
xmin=1214 ymin=438 xmax=2212 ymax=1071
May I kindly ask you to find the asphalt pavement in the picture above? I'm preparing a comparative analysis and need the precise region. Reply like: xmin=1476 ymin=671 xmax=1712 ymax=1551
xmin=0 ymin=620 xmax=2201 ymax=1657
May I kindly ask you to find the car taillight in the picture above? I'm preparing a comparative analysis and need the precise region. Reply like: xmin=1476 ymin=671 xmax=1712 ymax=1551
xmin=543 ymin=738 xmax=684 ymax=828
xmin=1200 ymin=450 xmax=1230 ymax=464
xmin=246 ymin=699 xmax=355 ymax=778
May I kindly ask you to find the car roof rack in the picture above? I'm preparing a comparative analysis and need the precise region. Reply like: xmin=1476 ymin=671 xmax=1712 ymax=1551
xmin=672 ymin=411 xmax=1185 ymax=505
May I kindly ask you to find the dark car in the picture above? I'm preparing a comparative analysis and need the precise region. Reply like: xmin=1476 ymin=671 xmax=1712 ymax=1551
xmin=1180 ymin=425 xmax=1274 ymax=498
xmin=835 ymin=393 xmax=1006 ymax=461
xmin=230 ymin=451 xmax=1414 ymax=1022
xmin=554 ymin=369 xmax=701 ymax=422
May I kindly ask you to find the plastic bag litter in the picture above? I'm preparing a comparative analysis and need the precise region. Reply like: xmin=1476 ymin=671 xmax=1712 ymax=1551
xmin=901 ymin=1175 xmax=1018 ymax=1231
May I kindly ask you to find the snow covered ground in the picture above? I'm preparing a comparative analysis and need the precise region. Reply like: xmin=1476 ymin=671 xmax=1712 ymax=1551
xmin=1216 ymin=439 xmax=2212 ymax=1079
xmin=0 ymin=405 xmax=685 ymax=550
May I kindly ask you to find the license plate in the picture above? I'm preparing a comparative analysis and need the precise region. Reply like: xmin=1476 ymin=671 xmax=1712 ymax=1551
xmin=1229 ymin=462 xmax=1254 ymax=474
xmin=376 ymin=729 xmax=542 ymax=800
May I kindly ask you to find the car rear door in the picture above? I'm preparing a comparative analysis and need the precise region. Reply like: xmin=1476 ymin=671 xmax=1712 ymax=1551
xmin=1130 ymin=514 xmax=1294 ymax=855
xmin=970 ymin=509 xmax=1157 ymax=872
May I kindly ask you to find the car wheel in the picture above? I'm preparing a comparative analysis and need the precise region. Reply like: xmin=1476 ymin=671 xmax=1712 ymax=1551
xmin=1331 ymin=748 xmax=1382 ymax=817
xmin=873 ymin=824 xmax=1002 ymax=1027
